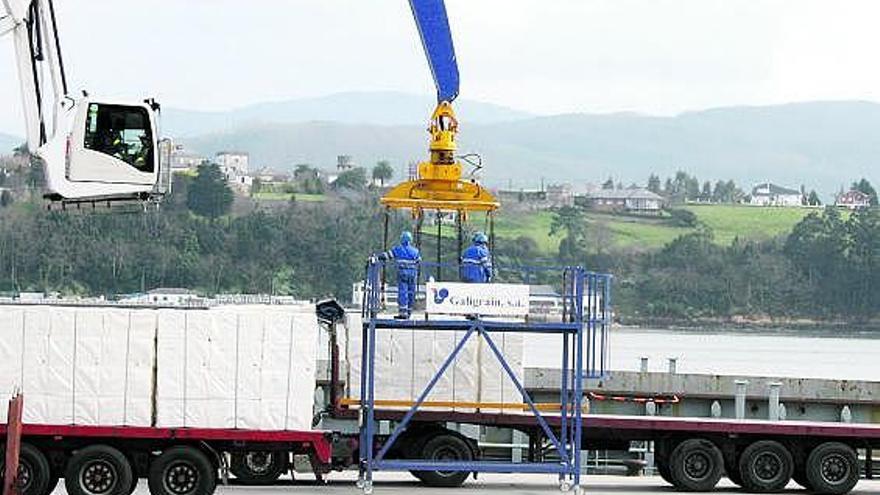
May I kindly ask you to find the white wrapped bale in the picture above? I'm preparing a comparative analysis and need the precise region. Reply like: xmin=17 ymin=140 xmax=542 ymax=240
xmin=478 ymin=333 xmax=525 ymax=414
xmin=0 ymin=304 xmax=318 ymax=432
xmin=0 ymin=306 xmax=156 ymax=426
xmin=0 ymin=307 xmax=24 ymax=423
xmin=156 ymin=305 xmax=319 ymax=431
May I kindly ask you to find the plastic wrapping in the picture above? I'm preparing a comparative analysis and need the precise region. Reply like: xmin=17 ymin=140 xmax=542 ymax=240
xmin=344 ymin=315 xmax=523 ymax=413
xmin=0 ymin=304 xmax=318 ymax=431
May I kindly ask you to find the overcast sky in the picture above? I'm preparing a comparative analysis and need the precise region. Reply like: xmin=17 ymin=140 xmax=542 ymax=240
xmin=3 ymin=0 xmax=880 ymax=135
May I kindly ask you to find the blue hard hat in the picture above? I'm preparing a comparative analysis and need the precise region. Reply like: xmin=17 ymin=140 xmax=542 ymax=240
xmin=473 ymin=231 xmax=488 ymax=244
xmin=400 ymin=231 xmax=413 ymax=245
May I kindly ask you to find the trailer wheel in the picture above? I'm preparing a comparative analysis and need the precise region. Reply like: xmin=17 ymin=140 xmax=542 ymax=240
xmin=668 ymin=439 xmax=724 ymax=492
xmin=411 ymin=433 xmax=473 ymax=488
xmin=148 ymin=447 xmax=216 ymax=495
xmin=738 ymin=441 xmax=793 ymax=492
xmin=64 ymin=445 xmax=133 ymax=495
xmin=805 ymin=442 xmax=859 ymax=495
xmin=230 ymin=451 xmax=288 ymax=484
xmin=0 ymin=443 xmax=52 ymax=495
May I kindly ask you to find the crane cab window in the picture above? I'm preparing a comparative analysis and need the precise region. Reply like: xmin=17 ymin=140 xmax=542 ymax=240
xmin=83 ymin=104 xmax=154 ymax=172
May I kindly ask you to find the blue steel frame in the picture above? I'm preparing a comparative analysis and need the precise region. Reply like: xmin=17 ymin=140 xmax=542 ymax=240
xmin=357 ymin=261 xmax=613 ymax=491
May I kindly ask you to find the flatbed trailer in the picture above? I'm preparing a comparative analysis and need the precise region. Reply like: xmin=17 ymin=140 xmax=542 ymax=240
xmin=0 ymin=417 xmax=333 ymax=495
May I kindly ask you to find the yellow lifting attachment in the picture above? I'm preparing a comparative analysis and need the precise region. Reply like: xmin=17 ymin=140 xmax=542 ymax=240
xmin=380 ymin=101 xmax=499 ymax=215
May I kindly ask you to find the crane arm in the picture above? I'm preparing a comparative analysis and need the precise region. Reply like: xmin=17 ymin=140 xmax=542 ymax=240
xmin=408 ymin=0 xmax=459 ymax=103
xmin=2 ymin=0 xmax=68 ymax=152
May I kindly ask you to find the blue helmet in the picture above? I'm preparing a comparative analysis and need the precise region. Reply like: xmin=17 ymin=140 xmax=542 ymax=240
xmin=473 ymin=231 xmax=488 ymax=244
xmin=400 ymin=231 xmax=414 ymax=245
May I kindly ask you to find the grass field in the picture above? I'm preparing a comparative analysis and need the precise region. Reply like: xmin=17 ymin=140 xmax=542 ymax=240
xmin=493 ymin=205 xmax=819 ymax=254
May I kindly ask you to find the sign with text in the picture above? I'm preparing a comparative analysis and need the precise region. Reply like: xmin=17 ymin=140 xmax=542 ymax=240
xmin=425 ymin=282 xmax=530 ymax=317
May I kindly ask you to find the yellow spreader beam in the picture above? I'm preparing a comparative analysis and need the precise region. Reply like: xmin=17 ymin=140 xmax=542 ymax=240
xmin=381 ymin=102 xmax=499 ymax=214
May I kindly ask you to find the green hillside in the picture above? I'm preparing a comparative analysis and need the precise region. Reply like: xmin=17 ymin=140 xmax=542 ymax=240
xmin=494 ymin=205 xmax=817 ymax=254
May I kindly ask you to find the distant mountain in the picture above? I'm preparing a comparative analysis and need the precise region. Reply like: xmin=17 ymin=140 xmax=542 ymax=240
xmin=182 ymin=101 xmax=880 ymax=199
xmin=163 ymin=91 xmax=533 ymax=137
xmin=0 ymin=134 xmax=22 ymax=155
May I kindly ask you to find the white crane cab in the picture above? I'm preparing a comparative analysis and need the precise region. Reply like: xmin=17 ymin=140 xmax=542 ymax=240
xmin=3 ymin=0 xmax=168 ymax=205
xmin=41 ymin=97 xmax=165 ymax=203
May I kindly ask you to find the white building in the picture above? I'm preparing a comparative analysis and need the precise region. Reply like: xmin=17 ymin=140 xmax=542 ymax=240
xmin=122 ymin=288 xmax=204 ymax=307
xmin=215 ymin=151 xmax=253 ymax=193
xmin=750 ymin=183 xmax=802 ymax=207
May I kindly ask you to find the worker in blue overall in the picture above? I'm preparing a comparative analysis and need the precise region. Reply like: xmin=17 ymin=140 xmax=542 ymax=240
xmin=375 ymin=231 xmax=421 ymax=319
xmin=460 ymin=231 xmax=493 ymax=283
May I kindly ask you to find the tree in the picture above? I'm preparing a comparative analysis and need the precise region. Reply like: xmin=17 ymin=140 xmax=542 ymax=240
xmin=550 ymin=206 xmax=588 ymax=262
xmin=667 ymin=208 xmax=698 ymax=227
xmin=372 ymin=160 xmax=394 ymax=187
xmin=250 ymin=177 xmax=263 ymax=196
xmin=602 ymin=177 xmax=615 ymax=190
xmin=0 ymin=190 xmax=12 ymax=208
xmin=187 ymin=163 xmax=233 ymax=219
xmin=701 ymin=181 xmax=712 ymax=201
xmin=647 ymin=174 xmax=662 ymax=194
xmin=807 ymin=190 xmax=822 ymax=206
xmin=333 ymin=167 xmax=368 ymax=190
xmin=853 ymin=178 xmax=878 ymax=206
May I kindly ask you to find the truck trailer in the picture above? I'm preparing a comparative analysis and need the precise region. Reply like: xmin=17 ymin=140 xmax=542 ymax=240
xmin=1 ymin=291 xmax=879 ymax=495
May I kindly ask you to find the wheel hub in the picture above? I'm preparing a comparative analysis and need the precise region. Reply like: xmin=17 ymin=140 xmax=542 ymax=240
xmin=754 ymin=452 xmax=782 ymax=481
xmin=684 ymin=452 xmax=711 ymax=480
xmin=821 ymin=454 xmax=849 ymax=484
xmin=431 ymin=446 xmax=461 ymax=477
xmin=81 ymin=460 xmax=117 ymax=495
xmin=245 ymin=452 xmax=273 ymax=475
xmin=164 ymin=463 xmax=198 ymax=495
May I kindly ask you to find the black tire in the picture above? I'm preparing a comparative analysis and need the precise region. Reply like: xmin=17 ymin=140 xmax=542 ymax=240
xmin=668 ymin=439 xmax=724 ymax=492
xmin=0 ymin=443 xmax=52 ymax=495
xmin=805 ymin=442 xmax=859 ymax=495
xmin=738 ymin=440 xmax=794 ymax=493
xmin=411 ymin=434 xmax=473 ymax=488
xmin=147 ymin=446 xmax=216 ymax=495
xmin=229 ymin=451 xmax=288 ymax=485
xmin=64 ymin=445 xmax=133 ymax=495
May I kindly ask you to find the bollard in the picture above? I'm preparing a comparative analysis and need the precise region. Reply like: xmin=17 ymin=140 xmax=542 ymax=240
xmin=667 ymin=358 xmax=677 ymax=375
xmin=768 ymin=382 xmax=782 ymax=421
xmin=640 ymin=357 xmax=649 ymax=374
xmin=735 ymin=380 xmax=749 ymax=420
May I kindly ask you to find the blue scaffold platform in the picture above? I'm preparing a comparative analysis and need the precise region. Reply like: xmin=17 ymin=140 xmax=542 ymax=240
xmin=356 ymin=261 xmax=613 ymax=493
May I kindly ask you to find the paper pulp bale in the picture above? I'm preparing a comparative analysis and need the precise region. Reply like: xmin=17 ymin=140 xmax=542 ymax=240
xmin=0 ymin=307 xmax=24 ymax=423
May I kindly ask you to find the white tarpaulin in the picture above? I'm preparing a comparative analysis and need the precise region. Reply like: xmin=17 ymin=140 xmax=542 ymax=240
xmin=155 ymin=305 xmax=317 ymax=431
xmin=426 ymin=282 xmax=530 ymax=317
xmin=0 ymin=306 xmax=155 ymax=426
xmin=344 ymin=313 xmax=523 ymax=414
xmin=0 ymin=304 xmax=318 ymax=431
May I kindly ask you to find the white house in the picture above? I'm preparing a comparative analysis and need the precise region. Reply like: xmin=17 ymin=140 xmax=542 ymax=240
xmin=579 ymin=188 xmax=663 ymax=215
xmin=750 ymin=183 xmax=802 ymax=206
xmin=215 ymin=151 xmax=253 ymax=193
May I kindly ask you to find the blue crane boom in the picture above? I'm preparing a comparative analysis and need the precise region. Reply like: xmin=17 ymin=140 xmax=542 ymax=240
xmin=408 ymin=0 xmax=459 ymax=103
